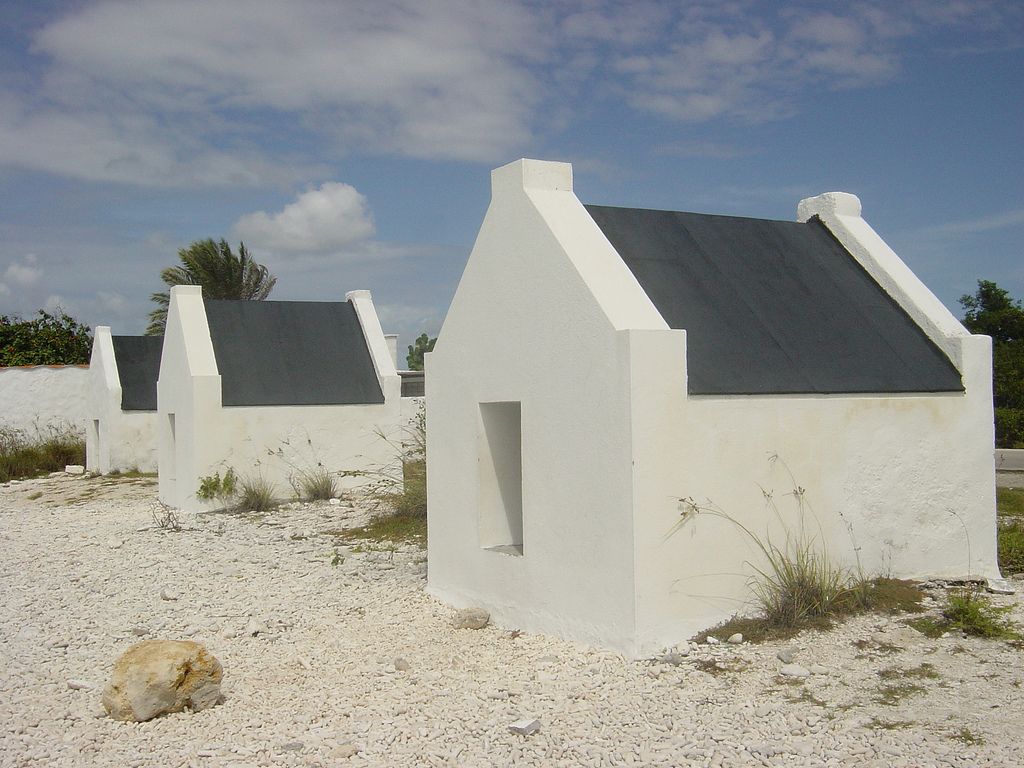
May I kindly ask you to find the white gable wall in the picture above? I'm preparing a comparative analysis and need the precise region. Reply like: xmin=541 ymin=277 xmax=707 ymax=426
xmin=158 ymin=286 xmax=223 ymax=510
xmin=427 ymin=160 xmax=654 ymax=649
xmin=86 ymin=327 xmax=158 ymax=474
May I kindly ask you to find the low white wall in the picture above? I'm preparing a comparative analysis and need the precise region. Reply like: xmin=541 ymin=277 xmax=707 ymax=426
xmin=400 ymin=395 xmax=424 ymax=425
xmin=187 ymin=401 xmax=403 ymax=510
xmin=997 ymin=449 xmax=1024 ymax=472
xmin=0 ymin=365 xmax=89 ymax=436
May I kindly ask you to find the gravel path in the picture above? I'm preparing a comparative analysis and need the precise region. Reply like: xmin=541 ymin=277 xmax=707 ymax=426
xmin=1 ymin=473 xmax=1022 ymax=767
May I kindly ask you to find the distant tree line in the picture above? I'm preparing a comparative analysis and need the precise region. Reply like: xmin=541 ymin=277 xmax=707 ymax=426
xmin=960 ymin=280 xmax=1024 ymax=448
xmin=0 ymin=310 xmax=91 ymax=366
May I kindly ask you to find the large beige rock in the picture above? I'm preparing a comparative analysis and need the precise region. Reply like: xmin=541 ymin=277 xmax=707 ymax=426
xmin=101 ymin=640 xmax=223 ymax=722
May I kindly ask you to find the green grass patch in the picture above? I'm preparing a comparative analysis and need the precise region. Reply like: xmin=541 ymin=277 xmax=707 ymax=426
xmin=868 ymin=717 xmax=915 ymax=731
xmin=943 ymin=590 xmax=1020 ymax=639
xmin=693 ymin=614 xmax=826 ymax=645
xmin=999 ymin=521 xmax=1024 ymax=573
xmin=332 ymin=512 xmax=426 ymax=547
xmin=106 ymin=468 xmax=157 ymax=479
xmin=997 ymin=487 xmax=1024 ymax=517
xmin=951 ymin=727 xmax=985 ymax=745
xmin=196 ymin=467 xmax=278 ymax=513
xmin=905 ymin=616 xmax=946 ymax=638
xmin=294 ymin=467 xmax=338 ymax=501
xmin=908 ymin=590 xmax=1020 ymax=640
xmin=693 ymin=579 xmax=924 ymax=645
xmin=878 ymin=663 xmax=939 ymax=681
xmin=238 ymin=474 xmax=278 ymax=513
xmin=860 ymin=578 xmax=926 ymax=614
xmin=876 ymin=682 xmax=926 ymax=706
xmin=853 ymin=638 xmax=904 ymax=656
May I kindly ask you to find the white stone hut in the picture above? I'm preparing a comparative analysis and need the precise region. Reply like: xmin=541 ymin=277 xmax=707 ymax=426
xmin=426 ymin=158 xmax=999 ymax=657
xmin=86 ymin=327 xmax=161 ymax=474
xmin=158 ymin=286 xmax=402 ymax=512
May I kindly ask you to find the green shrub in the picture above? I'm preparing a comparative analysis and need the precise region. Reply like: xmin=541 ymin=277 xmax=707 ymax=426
xmin=295 ymin=466 xmax=338 ymax=501
xmin=995 ymin=408 xmax=1024 ymax=448
xmin=911 ymin=590 xmax=1020 ymax=640
xmin=0 ymin=424 xmax=85 ymax=482
xmin=942 ymin=590 xmax=1019 ymax=639
xmin=196 ymin=468 xmax=238 ymax=508
xmin=0 ymin=310 xmax=92 ymax=366
xmin=238 ymin=474 xmax=277 ymax=512
xmin=748 ymin=523 xmax=857 ymax=627
xmin=197 ymin=466 xmax=277 ymax=512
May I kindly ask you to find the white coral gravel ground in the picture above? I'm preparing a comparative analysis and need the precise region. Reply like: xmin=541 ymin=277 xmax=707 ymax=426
xmin=1 ymin=474 xmax=1022 ymax=767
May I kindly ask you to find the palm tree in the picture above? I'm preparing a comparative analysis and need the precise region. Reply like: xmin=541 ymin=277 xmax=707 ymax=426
xmin=146 ymin=239 xmax=277 ymax=335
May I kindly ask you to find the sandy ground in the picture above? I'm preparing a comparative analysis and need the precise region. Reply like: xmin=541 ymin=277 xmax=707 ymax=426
xmin=1 ymin=473 xmax=1022 ymax=767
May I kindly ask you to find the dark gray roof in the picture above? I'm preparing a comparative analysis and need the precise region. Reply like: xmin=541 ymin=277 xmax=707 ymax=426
xmin=203 ymin=299 xmax=384 ymax=406
xmin=111 ymin=335 xmax=162 ymax=411
xmin=585 ymin=205 xmax=963 ymax=395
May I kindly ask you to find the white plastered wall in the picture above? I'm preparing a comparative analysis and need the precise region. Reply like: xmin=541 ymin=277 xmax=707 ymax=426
xmin=429 ymin=159 xmax=999 ymax=658
xmin=86 ymin=327 xmax=158 ymax=474
xmin=631 ymin=350 xmax=998 ymax=655
xmin=0 ymin=365 xmax=88 ymax=436
xmin=427 ymin=159 xmax=669 ymax=650
xmin=629 ymin=193 xmax=998 ymax=656
xmin=158 ymin=286 xmax=403 ymax=512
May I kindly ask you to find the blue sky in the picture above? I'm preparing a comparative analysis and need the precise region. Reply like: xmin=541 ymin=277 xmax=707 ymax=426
xmin=1 ymin=1 xmax=1021 ymax=357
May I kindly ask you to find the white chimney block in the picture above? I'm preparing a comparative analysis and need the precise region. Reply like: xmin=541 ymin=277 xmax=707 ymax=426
xmin=797 ymin=191 xmax=862 ymax=222
xmin=491 ymin=158 xmax=573 ymax=198
xmin=384 ymin=334 xmax=399 ymax=368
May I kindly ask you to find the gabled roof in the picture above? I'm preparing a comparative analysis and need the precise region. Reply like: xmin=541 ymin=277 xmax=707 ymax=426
xmin=111 ymin=335 xmax=162 ymax=411
xmin=585 ymin=204 xmax=963 ymax=395
xmin=203 ymin=300 xmax=384 ymax=406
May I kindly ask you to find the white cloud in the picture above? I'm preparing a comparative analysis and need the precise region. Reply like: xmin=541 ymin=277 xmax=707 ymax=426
xmin=17 ymin=0 xmax=544 ymax=177
xmin=561 ymin=1 xmax=1021 ymax=123
xmin=97 ymin=291 xmax=130 ymax=316
xmin=43 ymin=294 xmax=67 ymax=314
xmin=0 ymin=0 xmax=1019 ymax=188
xmin=655 ymin=140 xmax=753 ymax=160
xmin=917 ymin=208 xmax=1024 ymax=237
xmin=4 ymin=255 xmax=42 ymax=286
xmin=233 ymin=183 xmax=375 ymax=254
xmin=0 ymin=90 xmax=329 ymax=188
